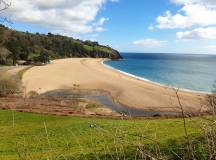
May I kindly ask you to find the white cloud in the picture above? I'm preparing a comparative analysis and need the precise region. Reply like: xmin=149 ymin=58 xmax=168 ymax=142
xmin=93 ymin=17 xmax=109 ymax=32
xmin=133 ymin=39 xmax=167 ymax=47
xmin=177 ymin=27 xmax=216 ymax=39
xmin=3 ymin=0 xmax=115 ymax=35
xmin=171 ymin=0 xmax=189 ymax=5
xmin=148 ymin=25 xmax=154 ymax=31
xmin=205 ymin=45 xmax=216 ymax=50
xmin=157 ymin=10 xmax=191 ymax=29
xmin=95 ymin=17 xmax=109 ymax=26
xmin=171 ymin=0 xmax=216 ymax=6
xmin=109 ymin=0 xmax=119 ymax=2
xmin=157 ymin=0 xmax=216 ymax=29
xmin=156 ymin=0 xmax=216 ymax=40
xmin=95 ymin=26 xmax=105 ymax=32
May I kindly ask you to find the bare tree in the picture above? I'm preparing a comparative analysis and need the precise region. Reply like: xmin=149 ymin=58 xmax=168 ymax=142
xmin=0 ymin=0 xmax=11 ymax=23
xmin=0 ymin=0 xmax=11 ymax=12
xmin=174 ymin=89 xmax=195 ymax=160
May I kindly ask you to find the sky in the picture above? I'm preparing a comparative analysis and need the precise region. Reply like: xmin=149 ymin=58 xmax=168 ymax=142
xmin=1 ymin=0 xmax=216 ymax=54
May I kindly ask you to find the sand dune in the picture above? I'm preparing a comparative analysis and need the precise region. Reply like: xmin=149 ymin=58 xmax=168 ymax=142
xmin=23 ymin=58 xmax=207 ymax=113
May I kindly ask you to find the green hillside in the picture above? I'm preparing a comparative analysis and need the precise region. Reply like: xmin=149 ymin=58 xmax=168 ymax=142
xmin=0 ymin=25 xmax=122 ymax=65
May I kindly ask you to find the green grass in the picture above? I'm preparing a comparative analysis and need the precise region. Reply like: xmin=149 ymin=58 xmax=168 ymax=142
xmin=95 ymin=46 xmax=112 ymax=53
xmin=83 ymin=45 xmax=94 ymax=52
xmin=16 ymin=66 xmax=32 ymax=80
xmin=0 ymin=109 xmax=207 ymax=160
xmin=0 ymin=66 xmax=32 ymax=79
xmin=83 ymin=45 xmax=112 ymax=53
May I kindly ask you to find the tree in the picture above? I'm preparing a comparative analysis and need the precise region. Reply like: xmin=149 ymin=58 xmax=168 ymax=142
xmin=0 ymin=0 xmax=11 ymax=23
xmin=33 ymin=50 xmax=50 ymax=64
xmin=0 ymin=47 xmax=11 ymax=64
xmin=39 ymin=50 xmax=50 ymax=63
xmin=0 ymin=0 xmax=10 ymax=11
xmin=4 ymin=35 xmax=20 ymax=65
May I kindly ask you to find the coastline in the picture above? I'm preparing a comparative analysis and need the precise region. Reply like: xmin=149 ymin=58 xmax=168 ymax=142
xmin=101 ymin=59 xmax=211 ymax=95
xmin=23 ymin=58 xmax=207 ymax=114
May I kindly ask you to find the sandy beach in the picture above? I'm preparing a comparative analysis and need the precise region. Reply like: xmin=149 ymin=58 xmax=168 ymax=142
xmin=23 ymin=58 xmax=207 ymax=114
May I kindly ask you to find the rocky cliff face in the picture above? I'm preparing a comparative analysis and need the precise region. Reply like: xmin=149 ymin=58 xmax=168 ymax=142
xmin=91 ymin=48 xmax=122 ymax=59
xmin=109 ymin=50 xmax=122 ymax=59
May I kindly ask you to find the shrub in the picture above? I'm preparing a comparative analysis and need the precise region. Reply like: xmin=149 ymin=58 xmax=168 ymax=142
xmin=0 ymin=47 xmax=12 ymax=65
xmin=86 ymin=102 xmax=101 ymax=109
xmin=0 ymin=73 xmax=20 ymax=96
xmin=28 ymin=90 xmax=39 ymax=98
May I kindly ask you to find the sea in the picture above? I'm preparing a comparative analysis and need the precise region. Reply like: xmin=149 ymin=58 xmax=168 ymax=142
xmin=104 ymin=53 xmax=216 ymax=93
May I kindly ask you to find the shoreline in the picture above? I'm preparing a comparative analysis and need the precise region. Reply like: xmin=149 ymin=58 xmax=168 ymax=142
xmin=102 ymin=59 xmax=210 ymax=95
xmin=39 ymin=89 xmax=189 ymax=117
xmin=23 ymin=58 xmax=208 ymax=114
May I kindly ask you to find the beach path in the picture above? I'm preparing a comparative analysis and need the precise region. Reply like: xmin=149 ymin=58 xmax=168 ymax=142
xmin=23 ymin=58 xmax=206 ymax=113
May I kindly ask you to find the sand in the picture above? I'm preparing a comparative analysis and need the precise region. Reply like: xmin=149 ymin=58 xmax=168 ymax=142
xmin=0 ymin=66 xmax=28 ymax=75
xmin=23 ymin=58 xmax=207 ymax=113
xmin=7 ymin=66 xmax=29 ymax=75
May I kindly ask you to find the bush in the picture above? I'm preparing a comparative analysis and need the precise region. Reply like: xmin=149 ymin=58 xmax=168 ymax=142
xmin=0 ymin=47 xmax=12 ymax=65
xmin=86 ymin=102 xmax=101 ymax=109
xmin=28 ymin=90 xmax=39 ymax=98
xmin=0 ymin=73 xmax=20 ymax=96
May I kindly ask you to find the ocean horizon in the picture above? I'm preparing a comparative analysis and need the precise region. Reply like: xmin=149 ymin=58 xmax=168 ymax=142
xmin=104 ymin=53 xmax=216 ymax=93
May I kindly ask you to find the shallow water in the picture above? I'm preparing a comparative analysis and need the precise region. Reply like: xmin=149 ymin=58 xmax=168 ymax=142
xmin=41 ymin=89 xmax=180 ymax=117
xmin=104 ymin=53 xmax=216 ymax=93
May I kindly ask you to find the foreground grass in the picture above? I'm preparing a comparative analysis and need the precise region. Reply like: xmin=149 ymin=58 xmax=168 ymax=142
xmin=0 ymin=109 xmax=208 ymax=160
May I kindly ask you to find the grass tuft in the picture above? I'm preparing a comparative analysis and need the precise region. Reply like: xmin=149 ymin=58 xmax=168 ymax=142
xmin=0 ymin=73 xmax=20 ymax=97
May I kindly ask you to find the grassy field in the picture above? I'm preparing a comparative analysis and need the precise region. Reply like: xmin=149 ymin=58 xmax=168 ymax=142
xmin=0 ymin=109 xmax=208 ymax=160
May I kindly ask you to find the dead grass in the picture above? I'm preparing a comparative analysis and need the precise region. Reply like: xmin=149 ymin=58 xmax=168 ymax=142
xmin=0 ymin=72 xmax=21 ymax=96
xmin=0 ymin=96 xmax=118 ymax=117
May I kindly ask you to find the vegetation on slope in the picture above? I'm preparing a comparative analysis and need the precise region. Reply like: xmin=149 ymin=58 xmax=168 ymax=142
xmin=0 ymin=25 xmax=122 ymax=65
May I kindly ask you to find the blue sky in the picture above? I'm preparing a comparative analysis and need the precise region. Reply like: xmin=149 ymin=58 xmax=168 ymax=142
xmin=2 ymin=0 xmax=216 ymax=54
